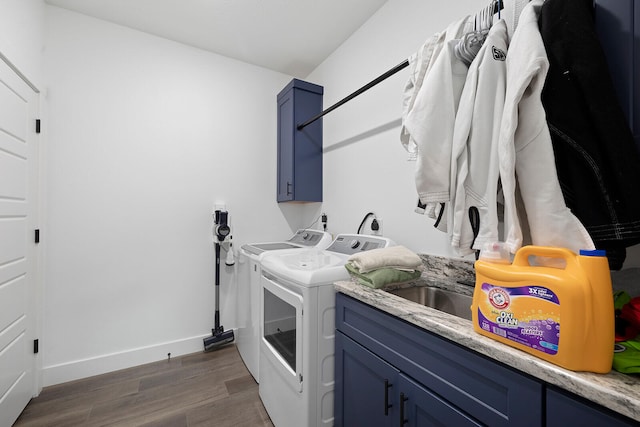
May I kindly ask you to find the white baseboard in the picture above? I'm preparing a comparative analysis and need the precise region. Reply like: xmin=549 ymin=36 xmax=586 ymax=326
xmin=41 ymin=333 xmax=218 ymax=387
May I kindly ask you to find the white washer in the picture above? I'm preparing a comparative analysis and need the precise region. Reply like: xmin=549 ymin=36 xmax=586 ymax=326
xmin=237 ymin=229 xmax=332 ymax=382
xmin=258 ymin=234 xmax=395 ymax=427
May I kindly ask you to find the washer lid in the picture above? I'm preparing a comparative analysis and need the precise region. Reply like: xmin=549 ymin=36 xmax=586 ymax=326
xmin=261 ymin=249 xmax=349 ymax=285
xmin=240 ymin=230 xmax=333 ymax=257
xmin=241 ymin=242 xmax=301 ymax=256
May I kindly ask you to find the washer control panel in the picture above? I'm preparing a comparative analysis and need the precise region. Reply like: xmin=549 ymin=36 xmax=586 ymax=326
xmin=288 ymin=229 xmax=331 ymax=247
xmin=326 ymin=234 xmax=395 ymax=255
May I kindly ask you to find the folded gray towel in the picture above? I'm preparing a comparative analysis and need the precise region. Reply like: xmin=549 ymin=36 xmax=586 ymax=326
xmin=348 ymin=245 xmax=423 ymax=274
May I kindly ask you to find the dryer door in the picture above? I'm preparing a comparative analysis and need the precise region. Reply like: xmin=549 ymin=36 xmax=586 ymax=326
xmin=262 ymin=272 xmax=303 ymax=393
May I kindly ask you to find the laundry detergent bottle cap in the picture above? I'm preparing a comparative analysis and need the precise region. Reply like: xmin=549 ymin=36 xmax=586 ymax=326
xmin=471 ymin=245 xmax=614 ymax=373
xmin=479 ymin=241 xmax=512 ymax=264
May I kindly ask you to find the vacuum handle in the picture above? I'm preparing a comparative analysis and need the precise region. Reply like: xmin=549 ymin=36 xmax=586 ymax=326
xmin=214 ymin=242 xmax=221 ymax=329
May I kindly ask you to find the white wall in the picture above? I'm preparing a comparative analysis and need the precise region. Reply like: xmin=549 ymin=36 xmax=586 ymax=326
xmin=0 ymin=0 xmax=45 ymax=88
xmin=41 ymin=6 xmax=309 ymax=385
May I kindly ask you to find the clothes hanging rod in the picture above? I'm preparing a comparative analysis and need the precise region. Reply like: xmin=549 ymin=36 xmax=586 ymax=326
xmin=296 ymin=1 xmax=503 ymax=131
xmin=296 ymin=59 xmax=410 ymax=130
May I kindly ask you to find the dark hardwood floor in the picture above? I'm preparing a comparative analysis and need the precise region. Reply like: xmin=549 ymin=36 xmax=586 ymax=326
xmin=14 ymin=344 xmax=274 ymax=427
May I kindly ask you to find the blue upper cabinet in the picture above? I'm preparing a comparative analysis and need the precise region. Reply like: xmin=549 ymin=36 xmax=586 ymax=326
xmin=276 ymin=79 xmax=323 ymax=202
xmin=594 ymin=0 xmax=640 ymax=150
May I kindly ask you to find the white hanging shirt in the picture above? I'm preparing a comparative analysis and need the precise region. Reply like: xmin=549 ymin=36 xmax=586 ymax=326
xmin=449 ymin=19 xmax=509 ymax=255
xmin=401 ymin=16 xmax=472 ymax=155
xmin=405 ymin=35 xmax=470 ymax=208
xmin=498 ymin=0 xmax=594 ymax=254
xmin=400 ymin=32 xmax=443 ymax=156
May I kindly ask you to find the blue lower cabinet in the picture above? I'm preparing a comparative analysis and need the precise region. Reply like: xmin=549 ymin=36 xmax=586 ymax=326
xmin=546 ymin=387 xmax=639 ymax=427
xmin=336 ymin=332 xmax=482 ymax=427
xmin=335 ymin=293 xmax=542 ymax=427
xmin=335 ymin=332 xmax=398 ymax=427
xmin=335 ymin=293 xmax=640 ymax=426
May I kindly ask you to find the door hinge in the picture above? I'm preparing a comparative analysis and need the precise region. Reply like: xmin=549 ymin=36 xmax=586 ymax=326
xmin=35 ymin=119 xmax=41 ymax=134
xmin=34 ymin=339 xmax=39 ymax=354
xmin=35 ymin=229 xmax=40 ymax=244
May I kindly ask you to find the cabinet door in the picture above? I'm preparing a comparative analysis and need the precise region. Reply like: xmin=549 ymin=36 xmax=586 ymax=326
xmin=335 ymin=332 xmax=399 ymax=427
xmin=277 ymin=91 xmax=294 ymax=202
xmin=398 ymin=374 xmax=482 ymax=427
xmin=276 ymin=79 xmax=323 ymax=202
xmin=546 ymin=387 xmax=640 ymax=427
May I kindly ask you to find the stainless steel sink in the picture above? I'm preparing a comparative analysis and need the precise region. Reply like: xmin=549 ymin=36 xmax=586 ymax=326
xmin=387 ymin=286 xmax=473 ymax=320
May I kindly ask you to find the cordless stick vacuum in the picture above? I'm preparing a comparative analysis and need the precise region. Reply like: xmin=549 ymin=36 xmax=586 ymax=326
xmin=203 ymin=209 xmax=235 ymax=352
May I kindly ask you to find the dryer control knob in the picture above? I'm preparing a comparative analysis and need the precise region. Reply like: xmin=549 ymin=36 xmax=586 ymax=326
xmin=350 ymin=239 xmax=360 ymax=249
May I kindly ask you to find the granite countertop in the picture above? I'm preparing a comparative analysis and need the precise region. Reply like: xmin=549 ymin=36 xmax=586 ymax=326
xmin=335 ymin=265 xmax=640 ymax=422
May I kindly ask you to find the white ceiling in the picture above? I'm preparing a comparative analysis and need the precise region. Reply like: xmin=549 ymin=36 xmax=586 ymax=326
xmin=44 ymin=0 xmax=388 ymax=77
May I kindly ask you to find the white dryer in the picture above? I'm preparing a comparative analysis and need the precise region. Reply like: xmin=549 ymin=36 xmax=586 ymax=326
xmin=237 ymin=229 xmax=332 ymax=382
xmin=258 ymin=234 xmax=395 ymax=427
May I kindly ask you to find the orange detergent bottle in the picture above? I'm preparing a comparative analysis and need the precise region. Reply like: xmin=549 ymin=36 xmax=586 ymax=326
xmin=472 ymin=245 xmax=614 ymax=373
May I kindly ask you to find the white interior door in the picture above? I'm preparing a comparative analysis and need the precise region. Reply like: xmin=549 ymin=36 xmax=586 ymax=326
xmin=0 ymin=54 xmax=40 ymax=427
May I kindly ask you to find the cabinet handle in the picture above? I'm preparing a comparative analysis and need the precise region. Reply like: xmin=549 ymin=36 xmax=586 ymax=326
xmin=384 ymin=379 xmax=392 ymax=415
xmin=286 ymin=181 xmax=292 ymax=195
xmin=399 ymin=392 xmax=408 ymax=425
